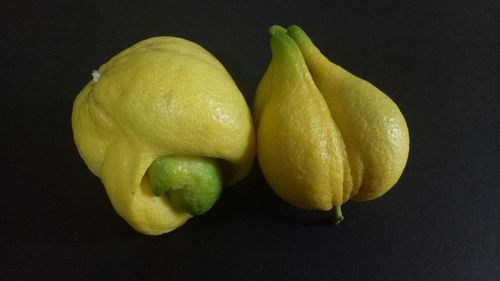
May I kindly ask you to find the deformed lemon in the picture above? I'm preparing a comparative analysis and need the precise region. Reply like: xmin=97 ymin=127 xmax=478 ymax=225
xmin=72 ymin=37 xmax=255 ymax=235
xmin=254 ymin=25 xmax=409 ymax=223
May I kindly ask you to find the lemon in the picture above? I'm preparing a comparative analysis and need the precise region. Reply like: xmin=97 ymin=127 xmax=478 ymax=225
xmin=254 ymin=25 xmax=409 ymax=223
xmin=72 ymin=37 xmax=254 ymax=235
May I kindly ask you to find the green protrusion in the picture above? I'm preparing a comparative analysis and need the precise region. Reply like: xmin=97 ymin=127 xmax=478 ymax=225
xmin=333 ymin=205 xmax=344 ymax=225
xmin=269 ymin=25 xmax=287 ymax=36
xmin=270 ymin=32 xmax=303 ymax=60
xmin=286 ymin=25 xmax=311 ymax=44
xmin=268 ymin=31 xmax=310 ymax=87
xmin=147 ymin=155 xmax=223 ymax=216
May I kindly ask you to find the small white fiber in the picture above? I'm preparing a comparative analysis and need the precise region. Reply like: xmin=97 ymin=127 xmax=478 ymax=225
xmin=92 ymin=70 xmax=101 ymax=82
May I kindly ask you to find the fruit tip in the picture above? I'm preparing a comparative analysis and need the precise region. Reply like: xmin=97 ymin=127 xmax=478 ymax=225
xmin=286 ymin=25 xmax=313 ymax=48
xmin=286 ymin=24 xmax=303 ymax=33
xmin=269 ymin=25 xmax=287 ymax=36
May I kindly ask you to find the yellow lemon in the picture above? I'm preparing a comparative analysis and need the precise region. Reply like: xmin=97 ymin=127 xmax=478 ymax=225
xmin=254 ymin=25 xmax=409 ymax=223
xmin=72 ymin=37 xmax=254 ymax=235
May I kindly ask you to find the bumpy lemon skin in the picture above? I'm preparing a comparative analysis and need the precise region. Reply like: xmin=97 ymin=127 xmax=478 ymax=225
xmin=287 ymin=25 xmax=410 ymax=202
xmin=253 ymin=26 xmax=409 ymax=212
xmin=72 ymin=37 xmax=255 ymax=235
xmin=255 ymin=34 xmax=349 ymax=211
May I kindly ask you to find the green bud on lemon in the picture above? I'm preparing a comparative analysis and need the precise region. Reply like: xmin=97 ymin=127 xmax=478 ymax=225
xmin=147 ymin=155 xmax=222 ymax=216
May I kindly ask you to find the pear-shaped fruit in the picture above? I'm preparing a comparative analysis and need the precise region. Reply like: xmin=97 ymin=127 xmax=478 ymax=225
xmin=254 ymin=25 xmax=409 ymax=222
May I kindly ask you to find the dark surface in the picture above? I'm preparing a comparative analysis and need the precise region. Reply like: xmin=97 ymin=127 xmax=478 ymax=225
xmin=1 ymin=1 xmax=499 ymax=280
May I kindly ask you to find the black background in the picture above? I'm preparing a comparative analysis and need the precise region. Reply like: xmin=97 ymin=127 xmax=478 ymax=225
xmin=1 ymin=1 xmax=499 ymax=280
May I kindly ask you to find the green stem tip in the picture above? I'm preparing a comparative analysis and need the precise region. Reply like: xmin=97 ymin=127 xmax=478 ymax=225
xmin=286 ymin=25 xmax=312 ymax=47
xmin=269 ymin=25 xmax=287 ymax=36
xmin=147 ymin=155 xmax=223 ymax=216
xmin=333 ymin=205 xmax=344 ymax=225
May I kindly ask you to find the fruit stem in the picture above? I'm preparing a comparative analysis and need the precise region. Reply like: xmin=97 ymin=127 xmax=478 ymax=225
xmin=333 ymin=205 xmax=344 ymax=225
xmin=269 ymin=25 xmax=287 ymax=36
